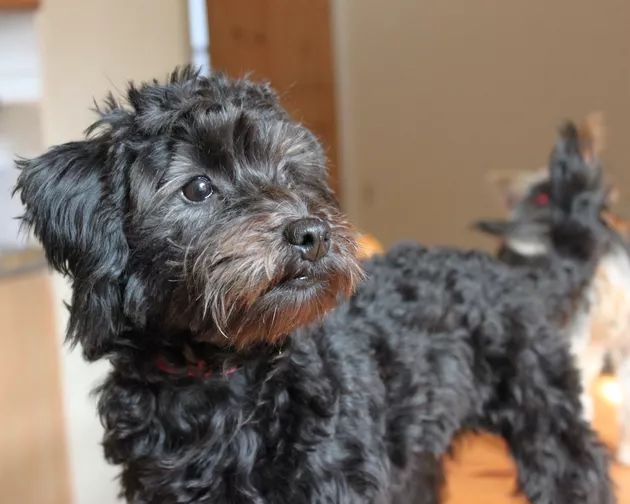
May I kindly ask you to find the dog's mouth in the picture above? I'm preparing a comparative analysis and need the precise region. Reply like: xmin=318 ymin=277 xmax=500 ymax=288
xmin=188 ymin=247 xmax=362 ymax=350
xmin=275 ymin=270 xmax=323 ymax=290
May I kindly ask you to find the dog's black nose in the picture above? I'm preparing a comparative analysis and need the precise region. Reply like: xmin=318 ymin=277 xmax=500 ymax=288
xmin=284 ymin=218 xmax=331 ymax=262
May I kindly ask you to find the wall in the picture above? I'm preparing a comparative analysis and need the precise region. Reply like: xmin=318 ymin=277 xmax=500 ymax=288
xmin=0 ymin=103 xmax=41 ymax=247
xmin=35 ymin=1 xmax=190 ymax=502
xmin=0 ymin=11 xmax=40 ymax=102
xmin=333 ymin=0 xmax=630 ymax=249
xmin=0 ymin=11 xmax=42 ymax=248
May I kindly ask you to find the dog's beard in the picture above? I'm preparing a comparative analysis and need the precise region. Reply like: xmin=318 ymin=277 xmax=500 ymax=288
xmin=170 ymin=212 xmax=363 ymax=350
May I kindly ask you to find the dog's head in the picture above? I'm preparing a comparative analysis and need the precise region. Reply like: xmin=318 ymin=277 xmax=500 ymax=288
xmin=15 ymin=68 xmax=362 ymax=360
xmin=475 ymin=113 xmax=606 ymax=257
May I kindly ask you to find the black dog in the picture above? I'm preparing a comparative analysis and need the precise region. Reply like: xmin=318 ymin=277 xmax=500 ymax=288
xmin=475 ymin=114 xmax=630 ymax=466
xmin=16 ymin=69 xmax=614 ymax=503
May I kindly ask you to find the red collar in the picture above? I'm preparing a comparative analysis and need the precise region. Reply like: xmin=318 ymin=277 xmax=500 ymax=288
xmin=155 ymin=355 xmax=239 ymax=379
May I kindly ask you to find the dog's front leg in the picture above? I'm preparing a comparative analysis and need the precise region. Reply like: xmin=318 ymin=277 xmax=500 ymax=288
xmin=507 ymin=415 xmax=612 ymax=504
xmin=572 ymin=342 xmax=606 ymax=422
xmin=480 ymin=330 xmax=615 ymax=504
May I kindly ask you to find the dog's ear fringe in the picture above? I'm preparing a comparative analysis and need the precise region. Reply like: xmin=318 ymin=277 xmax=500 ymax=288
xmin=14 ymin=138 xmax=129 ymax=361
xmin=577 ymin=112 xmax=605 ymax=165
xmin=557 ymin=112 xmax=605 ymax=168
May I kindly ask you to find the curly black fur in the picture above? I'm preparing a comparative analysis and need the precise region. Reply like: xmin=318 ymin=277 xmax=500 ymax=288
xmin=15 ymin=68 xmax=614 ymax=503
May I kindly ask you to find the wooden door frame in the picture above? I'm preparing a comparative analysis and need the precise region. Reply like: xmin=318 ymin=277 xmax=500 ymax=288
xmin=206 ymin=0 xmax=341 ymax=196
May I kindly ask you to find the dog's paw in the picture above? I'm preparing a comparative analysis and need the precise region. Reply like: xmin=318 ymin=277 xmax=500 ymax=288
xmin=581 ymin=393 xmax=595 ymax=422
xmin=616 ymin=442 xmax=630 ymax=466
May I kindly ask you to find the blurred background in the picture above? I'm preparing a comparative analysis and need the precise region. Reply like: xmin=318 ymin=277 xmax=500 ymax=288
xmin=1 ymin=1 xmax=630 ymax=503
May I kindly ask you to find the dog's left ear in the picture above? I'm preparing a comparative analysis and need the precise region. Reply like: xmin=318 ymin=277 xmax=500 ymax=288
xmin=15 ymin=136 xmax=129 ymax=360
xmin=473 ymin=219 xmax=514 ymax=237
xmin=486 ymin=169 xmax=547 ymax=210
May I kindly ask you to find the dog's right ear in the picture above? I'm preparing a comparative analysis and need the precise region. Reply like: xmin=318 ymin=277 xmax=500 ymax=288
xmin=473 ymin=219 xmax=514 ymax=237
xmin=14 ymin=137 xmax=129 ymax=360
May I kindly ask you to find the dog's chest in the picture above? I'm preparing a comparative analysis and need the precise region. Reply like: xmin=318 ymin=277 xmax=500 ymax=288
xmin=571 ymin=245 xmax=630 ymax=353
xmin=590 ymin=246 xmax=630 ymax=350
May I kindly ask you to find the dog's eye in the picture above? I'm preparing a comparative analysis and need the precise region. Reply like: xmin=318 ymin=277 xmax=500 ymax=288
xmin=533 ymin=192 xmax=550 ymax=206
xmin=182 ymin=176 xmax=213 ymax=202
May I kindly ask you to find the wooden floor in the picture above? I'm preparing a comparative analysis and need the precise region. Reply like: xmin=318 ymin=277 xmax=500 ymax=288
xmin=444 ymin=376 xmax=630 ymax=503
xmin=0 ymin=269 xmax=70 ymax=504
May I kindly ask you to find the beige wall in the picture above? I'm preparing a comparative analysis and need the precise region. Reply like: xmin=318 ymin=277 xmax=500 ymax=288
xmin=333 ymin=0 xmax=630 ymax=249
xmin=35 ymin=1 xmax=190 ymax=503
xmin=38 ymin=1 xmax=190 ymax=144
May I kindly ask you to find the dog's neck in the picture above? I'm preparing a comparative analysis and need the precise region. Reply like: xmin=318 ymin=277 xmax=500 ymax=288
xmin=112 ymin=331 xmax=290 ymax=382
xmin=154 ymin=347 xmax=241 ymax=380
xmin=496 ymin=245 xmax=552 ymax=267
